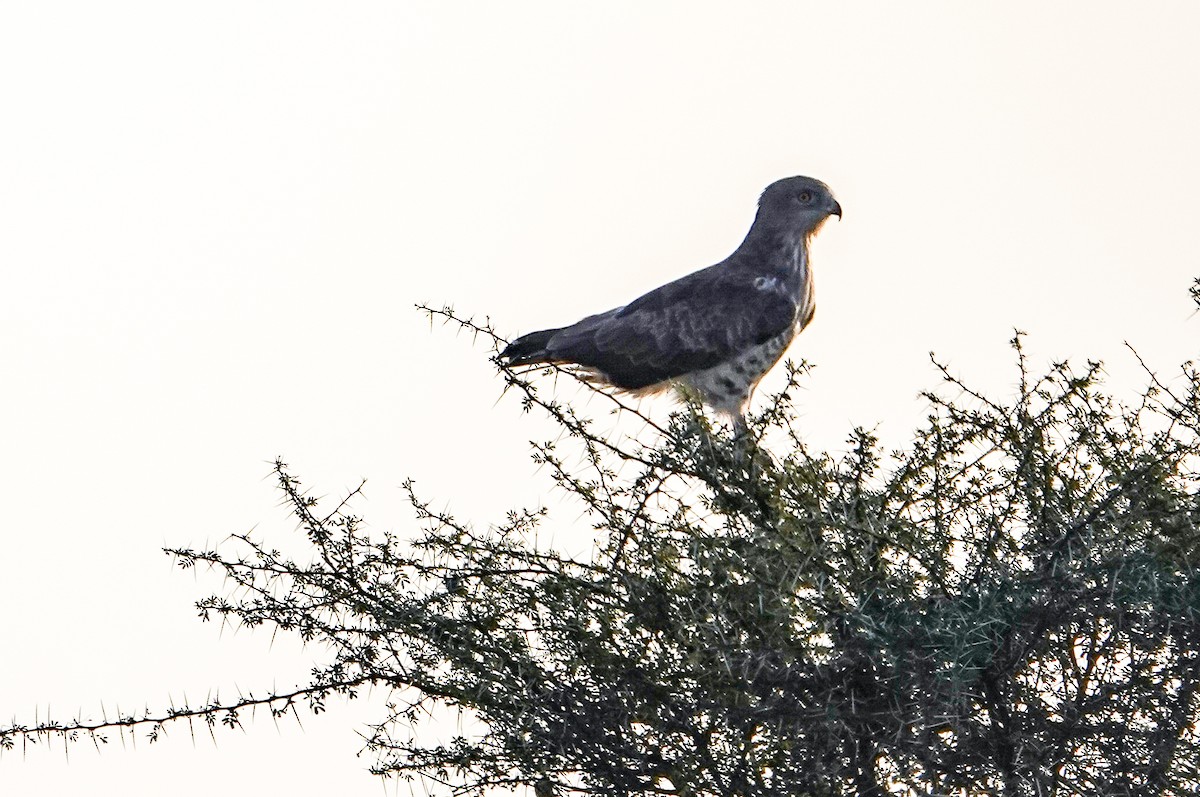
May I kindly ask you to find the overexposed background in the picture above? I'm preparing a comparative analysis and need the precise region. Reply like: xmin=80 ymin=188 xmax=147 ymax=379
xmin=2 ymin=2 xmax=1197 ymax=795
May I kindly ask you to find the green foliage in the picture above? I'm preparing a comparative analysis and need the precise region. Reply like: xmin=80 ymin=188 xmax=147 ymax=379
xmin=3 ymin=300 xmax=1200 ymax=796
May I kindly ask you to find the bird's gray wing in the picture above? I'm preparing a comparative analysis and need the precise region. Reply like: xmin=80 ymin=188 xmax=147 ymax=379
xmin=545 ymin=266 xmax=797 ymax=389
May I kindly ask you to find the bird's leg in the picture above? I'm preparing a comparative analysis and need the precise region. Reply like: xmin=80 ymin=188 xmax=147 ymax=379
xmin=731 ymin=413 xmax=758 ymax=469
xmin=732 ymin=413 xmax=751 ymax=442
xmin=732 ymin=413 xmax=778 ymax=484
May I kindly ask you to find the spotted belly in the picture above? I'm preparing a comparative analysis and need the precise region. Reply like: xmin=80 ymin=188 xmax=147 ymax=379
xmin=682 ymin=327 xmax=796 ymax=416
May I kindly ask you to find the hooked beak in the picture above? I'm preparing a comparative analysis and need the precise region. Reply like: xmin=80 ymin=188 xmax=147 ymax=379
xmin=829 ymin=199 xmax=843 ymax=220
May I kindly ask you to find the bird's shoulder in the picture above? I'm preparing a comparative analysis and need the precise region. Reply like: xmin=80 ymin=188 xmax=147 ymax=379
xmin=615 ymin=260 xmax=791 ymax=320
xmin=548 ymin=258 xmax=803 ymax=388
xmin=594 ymin=259 xmax=799 ymax=365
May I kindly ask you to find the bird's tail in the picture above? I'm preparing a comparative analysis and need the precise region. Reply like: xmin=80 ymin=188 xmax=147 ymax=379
xmin=500 ymin=328 xmax=561 ymax=365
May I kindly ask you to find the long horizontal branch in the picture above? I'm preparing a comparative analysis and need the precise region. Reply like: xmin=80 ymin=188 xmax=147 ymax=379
xmin=0 ymin=676 xmax=378 ymax=750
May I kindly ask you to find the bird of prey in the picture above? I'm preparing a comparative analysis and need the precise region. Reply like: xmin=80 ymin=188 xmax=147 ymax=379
xmin=501 ymin=176 xmax=841 ymax=434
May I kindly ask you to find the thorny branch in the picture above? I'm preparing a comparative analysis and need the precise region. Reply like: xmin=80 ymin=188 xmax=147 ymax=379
xmin=3 ymin=301 xmax=1199 ymax=797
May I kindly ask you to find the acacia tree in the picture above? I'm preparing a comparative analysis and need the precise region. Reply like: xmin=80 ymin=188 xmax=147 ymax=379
xmin=4 ymin=287 xmax=1200 ymax=796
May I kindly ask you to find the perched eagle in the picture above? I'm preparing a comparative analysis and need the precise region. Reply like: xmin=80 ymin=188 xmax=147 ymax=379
xmin=501 ymin=176 xmax=841 ymax=433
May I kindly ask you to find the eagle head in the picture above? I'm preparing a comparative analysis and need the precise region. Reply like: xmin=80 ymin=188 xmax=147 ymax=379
xmin=756 ymin=176 xmax=842 ymax=239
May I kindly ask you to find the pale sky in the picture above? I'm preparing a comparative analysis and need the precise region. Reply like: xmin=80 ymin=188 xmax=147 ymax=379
xmin=2 ymin=3 xmax=1198 ymax=795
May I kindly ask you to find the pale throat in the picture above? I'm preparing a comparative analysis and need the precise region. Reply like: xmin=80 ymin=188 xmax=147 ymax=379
xmin=780 ymin=232 xmax=809 ymax=278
